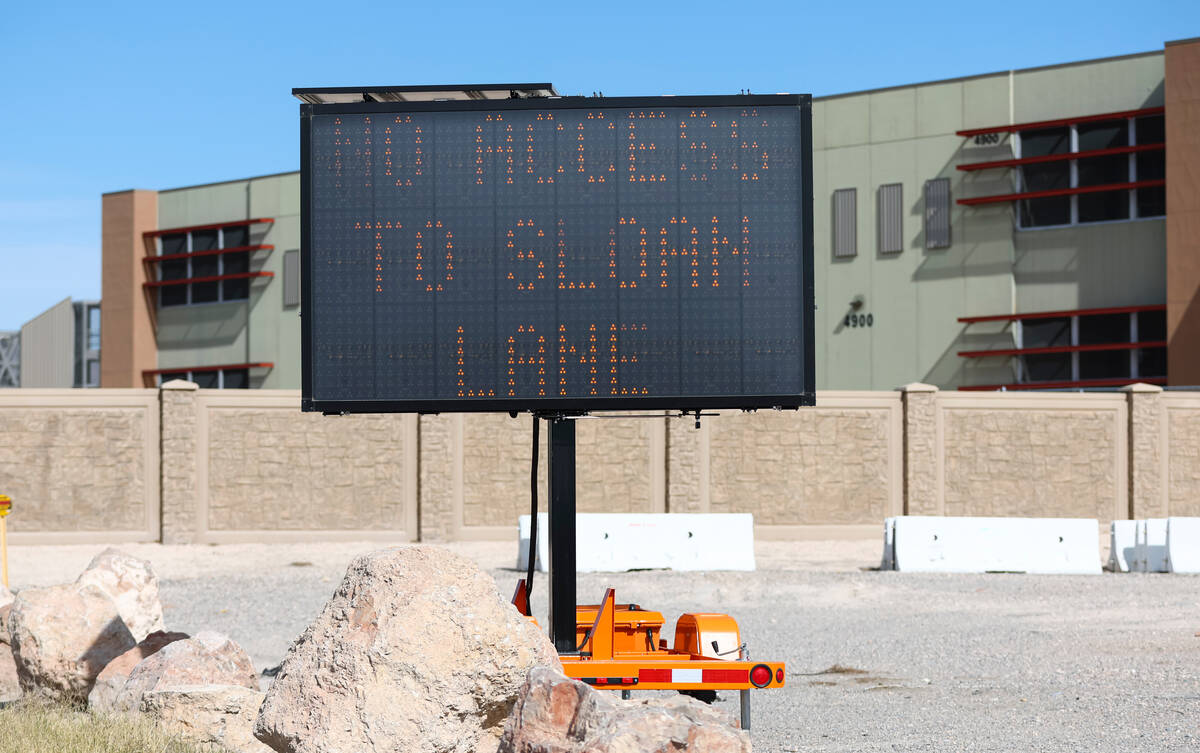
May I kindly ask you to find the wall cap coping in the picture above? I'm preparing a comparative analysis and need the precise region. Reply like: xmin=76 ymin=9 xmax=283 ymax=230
xmin=1121 ymin=383 xmax=1164 ymax=393
xmin=160 ymin=379 xmax=198 ymax=391
xmin=898 ymin=382 xmax=939 ymax=393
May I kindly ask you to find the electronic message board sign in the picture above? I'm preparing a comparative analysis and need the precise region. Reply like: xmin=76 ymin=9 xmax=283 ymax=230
xmin=299 ymin=94 xmax=813 ymax=413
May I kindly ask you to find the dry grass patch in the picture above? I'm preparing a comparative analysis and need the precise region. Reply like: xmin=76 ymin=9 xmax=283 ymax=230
xmin=0 ymin=700 xmax=212 ymax=753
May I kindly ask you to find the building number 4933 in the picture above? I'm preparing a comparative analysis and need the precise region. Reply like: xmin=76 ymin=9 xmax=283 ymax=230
xmin=844 ymin=313 xmax=874 ymax=328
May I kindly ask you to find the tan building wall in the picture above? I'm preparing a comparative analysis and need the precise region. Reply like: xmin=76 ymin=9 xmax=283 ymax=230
xmin=101 ymin=190 xmax=158 ymax=387
xmin=0 ymin=389 xmax=160 ymax=543
xmin=1 ymin=385 xmax=1196 ymax=544
xmin=1166 ymin=38 xmax=1200 ymax=385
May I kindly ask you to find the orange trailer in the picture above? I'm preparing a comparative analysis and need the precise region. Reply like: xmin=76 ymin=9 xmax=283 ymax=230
xmin=513 ymin=581 xmax=785 ymax=729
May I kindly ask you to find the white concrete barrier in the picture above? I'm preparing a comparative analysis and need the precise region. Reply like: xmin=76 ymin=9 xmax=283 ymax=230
xmin=517 ymin=513 xmax=756 ymax=573
xmin=1108 ymin=520 xmax=1138 ymax=572
xmin=1134 ymin=518 xmax=1169 ymax=572
xmin=882 ymin=516 xmax=1101 ymax=574
xmin=1166 ymin=517 xmax=1200 ymax=573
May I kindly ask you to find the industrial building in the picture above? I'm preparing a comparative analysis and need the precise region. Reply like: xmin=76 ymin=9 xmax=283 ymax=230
xmin=98 ymin=39 xmax=1198 ymax=391
xmin=0 ymin=298 xmax=101 ymax=388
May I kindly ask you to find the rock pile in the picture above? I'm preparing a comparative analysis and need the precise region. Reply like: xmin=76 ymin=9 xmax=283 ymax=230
xmin=1 ymin=548 xmax=265 ymax=753
xmin=4 ymin=544 xmax=748 ymax=753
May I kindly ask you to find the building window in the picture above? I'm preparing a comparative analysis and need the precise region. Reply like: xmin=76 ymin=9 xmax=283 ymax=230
xmin=0 ymin=332 xmax=18 ymax=387
xmin=157 ymin=226 xmax=255 ymax=308
xmin=877 ymin=183 xmax=903 ymax=254
xmin=1015 ymin=308 xmax=1166 ymax=385
xmin=283 ymin=249 xmax=301 ymax=307
xmin=924 ymin=178 xmax=951 ymax=249
xmin=832 ymin=188 xmax=857 ymax=258
xmin=157 ymin=368 xmax=250 ymax=389
xmin=74 ymin=302 xmax=101 ymax=388
xmin=1016 ymin=113 xmax=1165 ymax=229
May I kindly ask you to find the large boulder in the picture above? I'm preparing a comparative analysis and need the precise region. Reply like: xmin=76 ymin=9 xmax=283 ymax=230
xmin=0 ymin=584 xmax=13 ymax=646
xmin=0 ymin=586 xmax=18 ymax=702
xmin=88 ymin=630 xmax=190 ymax=712
xmin=142 ymin=684 xmax=272 ymax=753
xmin=499 ymin=667 xmax=750 ymax=753
xmin=111 ymin=631 xmax=258 ymax=714
xmin=7 ymin=583 xmax=136 ymax=703
xmin=254 ymin=545 xmax=562 ymax=753
xmin=76 ymin=548 xmax=166 ymax=642
xmin=0 ymin=645 xmax=18 ymax=703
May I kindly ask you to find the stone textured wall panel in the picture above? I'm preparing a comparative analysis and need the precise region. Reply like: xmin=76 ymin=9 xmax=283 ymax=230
xmin=0 ymin=390 xmax=159 ymax=539
xmin=939 ymin=395 xmax=1126 ymax=524
xmin=1166 ymin=400 xmax=1200 ymax=517
xmin=458 ymin=413 xmax=661 ymax=530
xmin=197 ymin=392 xmax=416 ymax=538
xmin=668 ymin=395 xmax=902 ymax=526
xmin=705 ymin=406 xmax=897 ymax=525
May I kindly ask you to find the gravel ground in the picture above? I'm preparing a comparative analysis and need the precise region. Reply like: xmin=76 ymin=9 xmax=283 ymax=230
xmin=7 ymin=539 xmax=1199 ymax=752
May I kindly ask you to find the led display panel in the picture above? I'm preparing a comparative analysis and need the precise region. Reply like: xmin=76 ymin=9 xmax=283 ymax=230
xmin=300 ymin=95 xmax=814 ymax=413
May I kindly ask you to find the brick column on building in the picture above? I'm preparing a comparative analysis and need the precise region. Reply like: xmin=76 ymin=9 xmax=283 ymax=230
xmin=417 ymin=414 xmax=456 ymax=541
xmin=1166 ymin=38 xmax=1200 ymax=385
xmin=160 ymin=379 xmax=199 ymax=544
xmin=900 ymin=382 xmax=939 ymax=516
xmin=101 ymin=189 xmax=158 ymax=387
xmin=1123 ymin=382 xmax=1167 ymax=520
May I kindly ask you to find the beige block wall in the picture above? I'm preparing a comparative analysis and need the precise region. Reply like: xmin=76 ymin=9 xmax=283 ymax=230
xmin=0 ymin=389 xmax=159 ymax=543
xmin=936 ymin=392 xmax=1127 ymax=525
xmin=6 ymin=385 xmax=1200 ymax=545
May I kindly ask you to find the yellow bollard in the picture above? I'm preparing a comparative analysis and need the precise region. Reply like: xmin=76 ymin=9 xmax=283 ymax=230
xmin=0 ymin=494 xmax=10 ymax=589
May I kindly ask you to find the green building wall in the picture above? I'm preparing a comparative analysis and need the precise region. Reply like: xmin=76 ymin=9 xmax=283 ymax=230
xmin=155 ymin=172 xmax=300 ymax=389
xmin=150 ymin=50 xmax=1168 ymax=391
xmin=812 ymin=50 xmax=1166 ymax=390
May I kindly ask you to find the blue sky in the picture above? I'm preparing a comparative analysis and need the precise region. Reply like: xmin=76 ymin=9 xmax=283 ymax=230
xmin=0 ymin=0 xmax=1195 ymax=329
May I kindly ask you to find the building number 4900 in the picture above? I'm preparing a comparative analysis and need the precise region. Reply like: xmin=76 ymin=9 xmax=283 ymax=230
xmin=844 ymin=313 xmax=874 ymax=328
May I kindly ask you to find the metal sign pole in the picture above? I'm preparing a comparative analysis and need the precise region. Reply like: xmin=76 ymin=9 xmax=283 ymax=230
xmin=547 ymin=417 xmax=577 ymax=653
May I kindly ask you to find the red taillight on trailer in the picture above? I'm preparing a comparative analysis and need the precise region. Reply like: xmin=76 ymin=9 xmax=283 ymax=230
xmin=776 ymin=668 xmax=784 ymax=683
xmin=750 ymin=664 xmax=772 ymax=688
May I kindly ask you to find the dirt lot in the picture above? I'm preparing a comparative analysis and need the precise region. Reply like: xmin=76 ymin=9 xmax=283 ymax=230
xmin=7 ymin=539 xmax=1198 ymax=752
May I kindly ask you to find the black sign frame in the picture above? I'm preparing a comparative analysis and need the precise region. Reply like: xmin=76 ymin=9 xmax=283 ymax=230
xmin=300 ymin=94 xmax=814 ymax=414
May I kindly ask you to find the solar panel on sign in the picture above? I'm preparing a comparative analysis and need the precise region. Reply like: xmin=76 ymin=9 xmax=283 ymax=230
xmin=299 ymin=95 xmax=814 ymax=413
